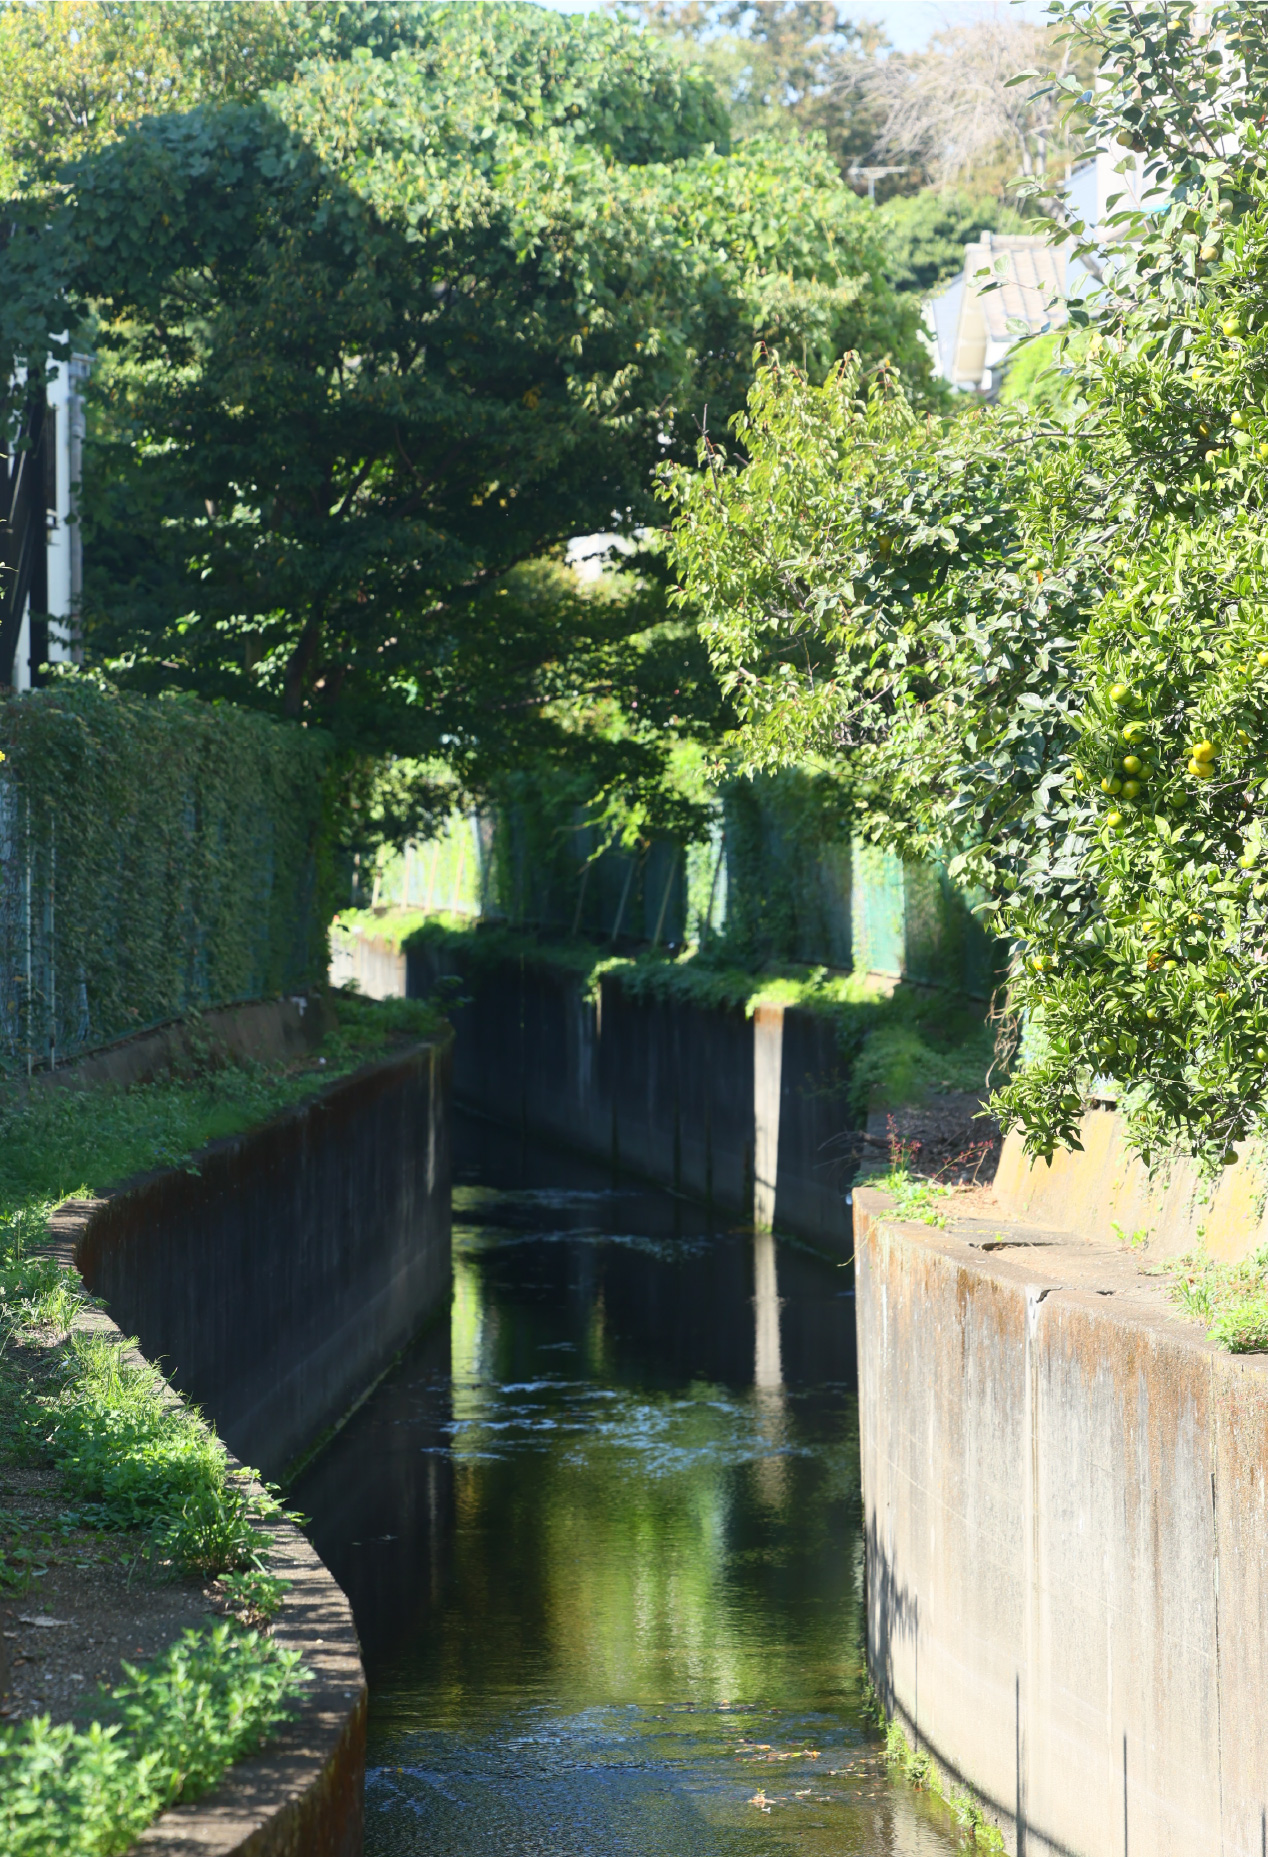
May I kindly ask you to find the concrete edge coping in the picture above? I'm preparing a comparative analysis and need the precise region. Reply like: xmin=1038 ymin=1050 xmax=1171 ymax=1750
xmin=37 ymin=1198 xmax=368 ymax=1857
xmin=853 ymin=1184 xmax=1268 ymax=1377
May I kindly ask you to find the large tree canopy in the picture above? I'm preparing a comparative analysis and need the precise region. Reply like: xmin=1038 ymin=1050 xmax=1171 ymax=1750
xmin=0 ymin=0 xmax=926 ymax=834
xmin=667 ymin=0 xmax=1268 ymax=1165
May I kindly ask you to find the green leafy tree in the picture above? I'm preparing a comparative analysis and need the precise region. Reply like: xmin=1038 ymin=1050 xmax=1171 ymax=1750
xmin=0 ymin=2 xmax=926 ymax=847
xmin=0 ymin=0 xmax=322 ymax=191
xmin=876 ymin=187 xmax=1028 ymax=296
xmin=623 ymin=1 xmax=889 ymax=180
xmin=665 ymin=0 xmax=1268 ymax=1166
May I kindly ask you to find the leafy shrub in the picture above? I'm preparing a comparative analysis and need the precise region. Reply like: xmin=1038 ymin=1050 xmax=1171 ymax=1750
xmin=665 ymin=1 xmax=1268 ymax=1171
xmin=0 ymin=1625 xmax=305 ymax=1857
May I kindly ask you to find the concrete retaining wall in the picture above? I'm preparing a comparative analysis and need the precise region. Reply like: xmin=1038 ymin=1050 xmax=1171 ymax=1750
xmin=329 ymin=928 xmax=408 ymax=1002
xmin=38 ymin=1017 xmax=453 ymax=1856
xmin=856 ymin=1187 xmax=1268 ymax=1856
xmin=408 ymin=945 xmax=857 ymax=1251
xmin=46 ymin=1203 xmax=368 ymax=1857
xmin=994 ymin=1105 xmax=1268 ymax=1264
xmin=37 ymin=994 xmax=333 ymax=1093
xmin=76 ymin=1036 xmax=452 ymax=1479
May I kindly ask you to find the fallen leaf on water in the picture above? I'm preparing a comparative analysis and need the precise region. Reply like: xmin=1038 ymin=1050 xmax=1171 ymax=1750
xmin=749 ymin=1791 xmax=773 ymax=1813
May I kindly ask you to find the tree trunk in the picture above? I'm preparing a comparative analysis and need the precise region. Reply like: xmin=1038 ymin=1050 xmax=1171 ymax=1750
xmin=282 ymin=611 xmax=323 ymax=719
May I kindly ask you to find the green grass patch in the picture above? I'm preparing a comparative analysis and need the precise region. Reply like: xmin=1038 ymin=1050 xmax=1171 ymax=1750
xmin=870 ymin=1159 xmax=953 ymax=1228
xmin=1164 ymin=1246 xmax=1268 ymax=1352
xmin=0 ymin=990 xmax=442 ymax=1219
xmin=378 ymin=913 xmax=1000 ymax=1115
xmin=0 ymin=992 xmax=440 ymax=1855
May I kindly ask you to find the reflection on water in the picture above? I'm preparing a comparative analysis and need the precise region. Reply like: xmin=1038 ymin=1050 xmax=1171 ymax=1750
xmin=295 ymin=1113 xmax=963 ymax=1856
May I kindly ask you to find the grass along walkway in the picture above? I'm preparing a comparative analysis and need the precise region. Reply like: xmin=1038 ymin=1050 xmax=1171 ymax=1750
xmin=0 ymin=993 xmax=440 ymax=1856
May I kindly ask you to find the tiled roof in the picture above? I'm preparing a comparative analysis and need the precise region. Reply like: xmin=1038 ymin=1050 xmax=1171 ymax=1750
xmin=963 ymin=234 xmax=1068 ymax=340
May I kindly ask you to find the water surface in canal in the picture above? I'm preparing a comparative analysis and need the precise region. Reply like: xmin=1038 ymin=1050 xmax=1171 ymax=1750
xmin=296 ymin=1113 xmax=964 ymax=1856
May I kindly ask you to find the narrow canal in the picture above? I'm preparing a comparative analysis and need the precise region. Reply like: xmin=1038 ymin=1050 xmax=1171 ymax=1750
xmin=296 ymin=1112 xmax=963 ymax=1856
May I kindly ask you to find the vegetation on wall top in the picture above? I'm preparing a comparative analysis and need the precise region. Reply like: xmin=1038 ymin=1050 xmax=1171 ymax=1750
xmin=0 ymin=990 xmax=441 ymax=1853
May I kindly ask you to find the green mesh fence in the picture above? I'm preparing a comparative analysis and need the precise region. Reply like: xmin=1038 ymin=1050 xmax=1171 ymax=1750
xmin=370 ymin=768 xmax=1000 ymax=997
xmin=0 ymin=686 xmax=332 ymax=1075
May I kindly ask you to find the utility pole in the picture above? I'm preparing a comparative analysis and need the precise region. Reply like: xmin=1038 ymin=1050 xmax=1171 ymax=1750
xmin=847 ymin=164 xmax=908 ymax=204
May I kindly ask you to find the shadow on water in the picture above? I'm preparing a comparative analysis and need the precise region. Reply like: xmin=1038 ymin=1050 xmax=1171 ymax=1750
xmin=295 ymin=1112 xmax=962 ymax=1856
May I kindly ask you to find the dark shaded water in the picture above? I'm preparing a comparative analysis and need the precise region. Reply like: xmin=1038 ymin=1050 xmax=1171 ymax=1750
xmin=295 ymin=1113 xmax=963 ymax=1856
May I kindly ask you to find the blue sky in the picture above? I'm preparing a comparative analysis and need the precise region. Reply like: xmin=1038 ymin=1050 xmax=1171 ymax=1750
xmin=533 ymin=1 xmax=1044 ymax=55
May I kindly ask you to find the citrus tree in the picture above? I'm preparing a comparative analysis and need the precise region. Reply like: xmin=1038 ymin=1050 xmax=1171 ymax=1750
xmin=665 ymin=0 xmax=1268 ymax=1165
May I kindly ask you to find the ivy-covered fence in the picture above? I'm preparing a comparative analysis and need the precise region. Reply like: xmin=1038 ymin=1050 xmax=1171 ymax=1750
xmin=0 ymin=687 xmax=332 ymax=1075
xmin=370 ymin=769 xmax=999 ymax=998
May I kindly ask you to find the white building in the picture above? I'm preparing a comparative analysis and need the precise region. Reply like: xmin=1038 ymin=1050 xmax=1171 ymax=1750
xmin=0 ymin=354 xmax=89 ymax=691
xmin=923 ymin=147 xmax=1151 ymax=395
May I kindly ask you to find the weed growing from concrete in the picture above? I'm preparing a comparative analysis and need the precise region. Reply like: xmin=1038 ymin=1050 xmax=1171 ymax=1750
xmin=882 ymin=1717 xmax=1005 ymax=1850
xmin=871 ymin=1131 xmax=954 ymax=1228
xmin=873 ymin=1164 xmax=951 ymax=1226
xmin=1164 ymin=1245 xmax=1268 ymax=1352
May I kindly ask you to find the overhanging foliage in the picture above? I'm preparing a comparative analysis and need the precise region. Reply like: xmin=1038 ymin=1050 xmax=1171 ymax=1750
xmin=0 ymin=0 xmax=928 ymax=821
xmin=665 ymin=0 xmax=1268 ymax=1167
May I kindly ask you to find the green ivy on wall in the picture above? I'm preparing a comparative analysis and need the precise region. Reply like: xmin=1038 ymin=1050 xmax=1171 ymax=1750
xmin=0 ymin=685 xmax=332 ymax=1074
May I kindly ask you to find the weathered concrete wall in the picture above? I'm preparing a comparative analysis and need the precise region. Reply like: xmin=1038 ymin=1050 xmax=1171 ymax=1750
xmin=329 ymin=927 xmax=408 ymax=1002
xmin=857 ymin=1187 xmax=1268 ymax=1856
xmin=995 ymin=1105 xmax=1268 ymax=1264
xmin=408 ymin=945 xmax=856 ymax=1250
xmin=38 ymin=994 xmax=333 ymax=1093
xmin=77 ymin=1037 xmax=452 ymax=1479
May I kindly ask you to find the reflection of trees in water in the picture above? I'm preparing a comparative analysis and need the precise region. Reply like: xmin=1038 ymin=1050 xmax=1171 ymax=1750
xmin=427 ymin=1214 xmax=856 ymax=1714
xmin=301 ymin=1123 xmax=863 ymax=1727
